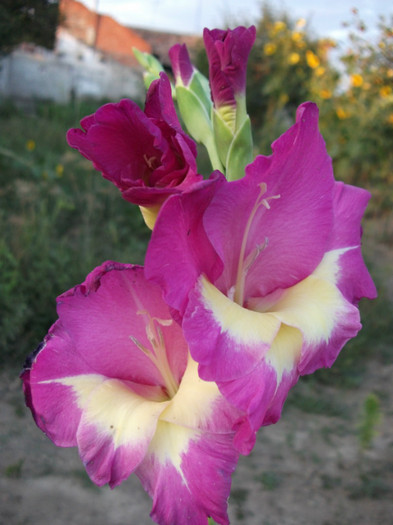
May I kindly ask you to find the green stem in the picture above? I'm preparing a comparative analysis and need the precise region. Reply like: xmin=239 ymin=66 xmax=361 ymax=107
xmin=203 ymin=134 xmax=224 ymax=174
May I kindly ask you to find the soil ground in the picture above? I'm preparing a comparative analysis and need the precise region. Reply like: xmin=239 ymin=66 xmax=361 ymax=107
xmin=1 ymin=358 xmax=393 ymax=525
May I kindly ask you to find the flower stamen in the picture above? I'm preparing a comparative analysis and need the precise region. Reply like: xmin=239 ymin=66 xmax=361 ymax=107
xmin=233 ymin=183 xmax=280 ymax=306
xmin=130 ymin=310 xmax=179 ymax=399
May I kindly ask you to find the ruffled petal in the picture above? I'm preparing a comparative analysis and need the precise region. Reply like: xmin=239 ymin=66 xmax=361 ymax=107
xmin=137 ymin=430 xmax=238 ymax=525
xmin=328 ymin=182 xmax=377 ymax=303
xmin=67 ymin=99 xmax=161 ymax=190
xmin=67 ymin=74 xmax=200 ymax=207
xmin=56 ymin=262 xmax=188 ymax=387
xmin=135 ymin=358 xmax=240 ymax=525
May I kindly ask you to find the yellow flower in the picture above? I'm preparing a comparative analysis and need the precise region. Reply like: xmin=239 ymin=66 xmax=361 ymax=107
xmin=387 ymin=69 xmax=393 ymax=78
xmin=380 ymin=85 xmax=392 ymax=98
xmin=288 ymin=52 xmax=300 ymax=65
xmin=264 ymin=42 xmax=277 ymax=56
xmin=378 ymin=41 xmax=386 ymax=49
xmin=273 ymin=21 xmax=286 ymax=34
xmin=319 ymin=89 xmax=332 ymax=99
xmin=388 ymin=113 xmax=393 ymax=124
xmin=296 ymin=18 xmax=306 ymax=29
xmin=351 ymin=73 xmax=363 ymax=87
xmin=336 ymin=107 xmax=350 ymax=120
xmin=279 ymin=93 xmax=289 ymax=105
xmin=292 ymin=31 xmax=303 ymax=42
xmin=55 ymin=164 xmax=64 ymax=177
xmin=315 ymin=66 xmax=325 ymax=77
xmin=306 ymin=50 xmax=320 ymax=69
xmin=26 ymin=139 xmax=36 ymax=152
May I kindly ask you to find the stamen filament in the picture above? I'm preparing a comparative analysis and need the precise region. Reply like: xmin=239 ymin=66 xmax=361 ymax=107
xmin=127 ymin=286 xmax=180 ymax=399
xmin=233 ymin=183 xmax=279 ymax=306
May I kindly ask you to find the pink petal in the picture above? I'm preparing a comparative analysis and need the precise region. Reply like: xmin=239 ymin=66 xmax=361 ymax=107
xmin=206 ymin=102 xmax=335 ymax=299
xmin=328 ymin=181 xmax=377 ymax=303
xmin=56 ymin=262 xmax=188 ymax=386
xmin=145 ymin=172 xmax=226 ymax=317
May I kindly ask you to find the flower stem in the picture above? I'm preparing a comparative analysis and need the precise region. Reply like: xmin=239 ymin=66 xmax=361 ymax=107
xmin=204 ymin=134 xmax=224 ymax=173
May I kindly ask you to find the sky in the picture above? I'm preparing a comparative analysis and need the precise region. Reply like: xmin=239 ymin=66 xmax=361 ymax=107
xmin=79 ymin=0 xmax=391 ymax=46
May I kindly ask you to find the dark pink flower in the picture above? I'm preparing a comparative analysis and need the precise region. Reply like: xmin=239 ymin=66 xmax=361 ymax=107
xmin=145 ymin=103 xmax=377 ymax=453
xmin=22 ymin=262 xmax=241 ymax=525
xmin=169 ymin=44 xmax=194 ymax=87
xmin=67 ymin=74 xmax=202 ymax=225
xmin=203 ymin=26 xmax=256 ymax=111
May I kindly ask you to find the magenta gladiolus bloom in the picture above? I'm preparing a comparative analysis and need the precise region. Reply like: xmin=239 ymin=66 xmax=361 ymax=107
xmin=21 ymin=262 xmax=241 ymax=525
xmin=169 ymin=43 xmax=194 ymax=87
xmin=67 ymin=73 xmax=201 ymax=227
xmin=145 ymin=103 xmax=377 ymax=453
xmin=203 ymin=26 xmax=256 ymax=112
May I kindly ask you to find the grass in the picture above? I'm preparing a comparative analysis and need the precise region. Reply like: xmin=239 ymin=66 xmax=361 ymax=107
xmin=255 ymin=471 xmax=282 ymax=490
xmin=1 ymin=97 xmax=392 ymax=392
xmin=4 ymin=459 xmax=24 ymax=479
xmin=0 ymin=99 xmax=150 ymax=366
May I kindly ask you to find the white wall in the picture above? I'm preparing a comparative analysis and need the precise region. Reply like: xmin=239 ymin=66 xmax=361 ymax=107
xmin=0 ymin=32 xmax=143 ymax=104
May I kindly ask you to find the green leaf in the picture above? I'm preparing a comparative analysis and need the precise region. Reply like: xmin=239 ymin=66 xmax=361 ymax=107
xmin=176 ymin=87 xmax=223 ymax=172
xmin=212 ymin=109 xmax=235 ymax=167
xmin=226 ymin=116 xmax=253 ymax=181
xmin=132 ymin=48 xmax=164 ymax=89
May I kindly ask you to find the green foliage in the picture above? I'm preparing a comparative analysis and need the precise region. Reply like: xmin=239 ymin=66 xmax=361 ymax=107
xmin=0 ymin=100 xmax=150 ymax=366
xmin=245 ymin=5 xmax=339 ymax=153
xmin=287 ymin=385 xmax=349 ymax=418
xmin=255 ymin=471 xmax=282 ymax=490
xmin=0 ymin=1 xmax=60 ymax=54
xmin=4 ymin=459 xmax=24 ymax=478
xmin=348 ymin=471 xmax=391 ymax=500
xmin=319 ymin=11 xmax=393 ymax=213
xmin=357 ymin=393 xmax=382 ymax=449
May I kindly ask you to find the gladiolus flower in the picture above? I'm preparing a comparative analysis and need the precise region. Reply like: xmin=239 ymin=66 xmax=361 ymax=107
xmin=169 ymin=43 xmax=195 ymax=88
xmin=203 ymin=26 xmax=256 ymax=180
xmin=145 ymin=103 xmax=377 ymax=453
xmin=203 ymin=26 xmax=256 ymax=116
xmin=67 ymin=73 xmax=201 ymax=228
xmin=21 ymin=262 xmax=241 ymax=525
xmin=168 ymin=43 xmax=223 ymax=172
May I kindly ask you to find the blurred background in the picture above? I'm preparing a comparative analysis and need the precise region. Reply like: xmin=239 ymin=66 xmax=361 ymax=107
xmin=0 ymin=1 xmax=392 ymax=524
